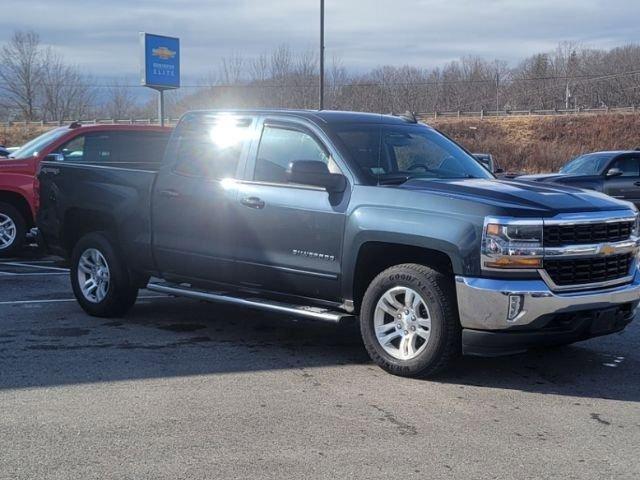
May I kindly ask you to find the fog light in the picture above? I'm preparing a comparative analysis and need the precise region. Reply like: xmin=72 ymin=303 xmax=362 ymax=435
xmin=507 ymin=295 xmax=523 ymax=321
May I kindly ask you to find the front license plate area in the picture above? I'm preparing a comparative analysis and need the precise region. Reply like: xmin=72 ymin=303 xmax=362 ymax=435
xmin=590 ymin=308 xmax=622 ymax=334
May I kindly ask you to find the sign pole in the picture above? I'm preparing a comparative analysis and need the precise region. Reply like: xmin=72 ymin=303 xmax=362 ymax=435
xmin=319 ymin=0 xmax=325 ymax=110
xmin=158 ymin=89 xmax=165 ymax=126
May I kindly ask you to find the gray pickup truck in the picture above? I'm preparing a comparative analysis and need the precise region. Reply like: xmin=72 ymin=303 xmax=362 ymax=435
xmin=37 ymin=110 xmax=640 ymax=378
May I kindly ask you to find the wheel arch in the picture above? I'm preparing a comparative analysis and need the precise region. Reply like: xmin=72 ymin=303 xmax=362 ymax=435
xmin=349 ymin=240 xmax=457 ymax=313
xmin=0 ymin=191 xmax=34 ymax=227
xmin=62 ymin=208 xmax=119 ymax=257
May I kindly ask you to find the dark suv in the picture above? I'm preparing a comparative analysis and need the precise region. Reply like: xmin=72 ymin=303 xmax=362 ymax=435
xmin=37 ymin=110 xmax=640 ymax=378
xmin=520 ymin=150 xmax=640 ymax=207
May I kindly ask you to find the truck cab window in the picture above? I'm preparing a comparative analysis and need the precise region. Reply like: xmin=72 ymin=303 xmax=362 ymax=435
xmin=55 ymin=135 xmax=86 ymax=162
xmin=175 ymin=117 xmax=251 ymax=179
xmin=254 ymin=126 xmax=337 ymax=184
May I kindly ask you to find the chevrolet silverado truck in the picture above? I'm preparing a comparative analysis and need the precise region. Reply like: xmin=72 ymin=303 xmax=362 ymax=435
xmin=37 ymin=110 xmax=640 ymax=378
xmin=519 ymin=150 xmax=640 ymax=207
xmin=0 ymin=123 xmax=171 ymax=256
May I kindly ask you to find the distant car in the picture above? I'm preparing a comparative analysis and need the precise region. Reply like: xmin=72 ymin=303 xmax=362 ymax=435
xmin=519 ymin=151 xmax=640 ymax=207
xmin=472 ymin=153 xmax=495 ymax=172
xmin=0 ymin=146 xmax=20 ymax=158
xmin=472 ymin=153 xmax=508 ymax=176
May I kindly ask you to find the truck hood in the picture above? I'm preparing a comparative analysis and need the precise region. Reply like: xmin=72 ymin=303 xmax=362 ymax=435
xmin=397 ymin=178 xmax=631 ymax=214
xmin=0 ymin=156 xmax=37 ymax=174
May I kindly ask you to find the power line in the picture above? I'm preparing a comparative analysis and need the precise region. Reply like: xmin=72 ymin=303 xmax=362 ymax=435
xmin=1 ymin=69 xmax=639 ymax=90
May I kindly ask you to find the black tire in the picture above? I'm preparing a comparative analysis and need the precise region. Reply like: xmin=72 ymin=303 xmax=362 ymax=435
xmin=0 ymin=202 xmax=27 ymax=258
xmin=70 ymin=232 xmax=138 ymax=318
xmin=360 ymin=263 xmax=461 ymax=378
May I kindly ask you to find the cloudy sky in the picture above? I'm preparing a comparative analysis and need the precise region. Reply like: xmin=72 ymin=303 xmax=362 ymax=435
xmin=1 ymin=0 xmax=638 ymax=82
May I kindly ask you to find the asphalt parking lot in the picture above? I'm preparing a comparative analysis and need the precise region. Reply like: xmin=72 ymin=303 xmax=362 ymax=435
xmin=1 ymin=250 xmax=639 ymax=479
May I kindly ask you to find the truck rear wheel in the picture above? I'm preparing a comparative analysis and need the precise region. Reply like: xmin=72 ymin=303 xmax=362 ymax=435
xmin=70 ymin=232 xmax=138 ymax=318
xmin=360 ymin=263 xmax=461 ymax=378
xmin=0 ymin=202 xmax=26 ymax=258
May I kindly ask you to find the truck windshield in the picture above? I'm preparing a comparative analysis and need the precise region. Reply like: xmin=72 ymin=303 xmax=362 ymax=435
xmin=333 ymin=123 xmax=493 ymax=185
xmin=559 ymin=153 xmax=613 ymax=175
xmin=9 ymin=128 xmax=68 ymax=159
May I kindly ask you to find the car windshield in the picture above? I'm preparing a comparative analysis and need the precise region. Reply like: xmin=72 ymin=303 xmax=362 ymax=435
xmin=9 ymin=128 xmax=68 ymax=159
xmin=333 ymin=123 xmax=493 ymax=185
xmin=560 ymin=153 xmax=613 ymax=175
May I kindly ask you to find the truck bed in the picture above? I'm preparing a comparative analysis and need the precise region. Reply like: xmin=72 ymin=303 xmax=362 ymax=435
xmin=38 ymin=161 xmax=159 ymax=273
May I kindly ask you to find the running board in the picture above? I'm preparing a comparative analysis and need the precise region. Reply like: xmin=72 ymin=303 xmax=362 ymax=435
xmin=146 ymin=282 xmax=353 ymax=323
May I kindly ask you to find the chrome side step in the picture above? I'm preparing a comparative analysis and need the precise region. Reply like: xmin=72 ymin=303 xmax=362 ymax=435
xmin=146 ymin=281 xmax=353 ymax=323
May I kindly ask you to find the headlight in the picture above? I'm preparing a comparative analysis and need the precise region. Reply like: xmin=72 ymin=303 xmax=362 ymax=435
xmin=482 ymin=217 xmax=543 ymax=269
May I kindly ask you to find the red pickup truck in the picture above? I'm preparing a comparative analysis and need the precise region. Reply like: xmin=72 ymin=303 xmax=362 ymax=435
xmin=0 ymin=123 xmax=171 ymax=257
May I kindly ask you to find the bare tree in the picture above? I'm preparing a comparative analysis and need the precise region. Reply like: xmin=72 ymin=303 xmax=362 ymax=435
xmin=40 ymin=49 xmax=94 ymax=121
xmin=220 ymin=52 xmax=245 ymax=84
xmin=103 ymin=80 xmax=138 ymax=119
xmin=0 ymin=31 xmax=43 ymax=120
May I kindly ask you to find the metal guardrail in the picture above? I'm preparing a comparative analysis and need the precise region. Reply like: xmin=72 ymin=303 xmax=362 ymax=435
xmin=1 ymin=106 xmax=639 ymax=126
xmin=421 ymin=106 xmax=639 ymax=119
xmin=0 ymin=118 xmax=181 ymax=127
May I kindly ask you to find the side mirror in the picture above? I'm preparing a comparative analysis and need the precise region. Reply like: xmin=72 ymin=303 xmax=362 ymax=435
xmin=606 ymin=167 xmax=623 ymax=178
xmin=494 ymin=168 xmax=504 ymax=174
xmin=45 ymin=153 xmax=65 ymax=162
xmin=287 ymin=160 xmax=347 ymax=193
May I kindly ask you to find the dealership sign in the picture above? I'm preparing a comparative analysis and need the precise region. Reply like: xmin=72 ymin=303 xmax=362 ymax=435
xmin=140 ymin=33 xmax=180 ymax=89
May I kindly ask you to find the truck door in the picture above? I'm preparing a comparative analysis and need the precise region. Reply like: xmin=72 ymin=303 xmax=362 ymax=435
xmin=603 ymin=155 xmax=640 ymax=206
xmin=233 ymin=119 xmax=349 ymax=301
xmin=151 ymin=114 xmax=254 ymax=284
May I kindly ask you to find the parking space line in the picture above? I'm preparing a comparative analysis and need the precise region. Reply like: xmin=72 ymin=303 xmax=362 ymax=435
xmin=0 ymin=260 xmax=60 ymax=264
xmin=0 ymin=262 xmax=69 ymax=272
xmin=0 ymin=295 xmax=166 ymax=306
xmin=0 ymin=272 xmax=68 ymax=277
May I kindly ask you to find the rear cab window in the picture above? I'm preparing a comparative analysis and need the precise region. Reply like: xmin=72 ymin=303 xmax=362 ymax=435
xmin=174 ymin=115 xmax=254 ymax=180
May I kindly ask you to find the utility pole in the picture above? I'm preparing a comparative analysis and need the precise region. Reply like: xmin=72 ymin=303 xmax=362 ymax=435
xmin=565 ymin=83 xmax=571 ymax=110
xmin=319 ymin=0 xmax=325 ymax=110
xmin=495 ymin=70 xmax=500 ymax=114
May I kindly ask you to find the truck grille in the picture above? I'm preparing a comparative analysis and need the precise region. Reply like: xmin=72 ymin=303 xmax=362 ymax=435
xmin=544 ymin=253 xmax=634 ymax=287
xmin=544 ymin=221 xmax=633 ymax=247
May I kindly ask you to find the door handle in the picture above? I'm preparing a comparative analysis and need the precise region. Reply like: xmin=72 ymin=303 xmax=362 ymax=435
xmin=240 ymin=196 xmax=265 ymax=209
xmin=633 ymin=181 xmax=640 ymax=187
xmin=159 ymin=189 xmax=181 ymax=199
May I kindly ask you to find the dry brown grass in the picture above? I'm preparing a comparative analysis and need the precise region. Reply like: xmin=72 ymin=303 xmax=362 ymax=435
xmin=1 ymin=124 xmax=50 ymax=149
xmin=430 ymin=113 xmax=640 ymax=173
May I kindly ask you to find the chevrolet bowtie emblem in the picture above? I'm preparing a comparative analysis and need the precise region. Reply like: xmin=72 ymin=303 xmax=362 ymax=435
xmin=600 ymin=245 xmax=615 ymax=256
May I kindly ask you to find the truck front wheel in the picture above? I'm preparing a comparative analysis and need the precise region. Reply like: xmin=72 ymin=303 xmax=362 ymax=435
xmin=70 ymin=232 xmax=138 ymax=317
xmin=0 ymin=202 xmax=26 ymax=258
xmin=360 ymin=263 xmax=461 ymax=378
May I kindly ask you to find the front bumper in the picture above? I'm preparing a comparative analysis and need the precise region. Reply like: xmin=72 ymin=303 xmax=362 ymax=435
xmin=455 ymin=269 xmax=640 ymax=356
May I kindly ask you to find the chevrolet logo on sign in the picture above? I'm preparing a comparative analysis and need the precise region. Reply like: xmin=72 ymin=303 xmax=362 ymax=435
xmin=152 ymin=46 xmax=176 ymax=60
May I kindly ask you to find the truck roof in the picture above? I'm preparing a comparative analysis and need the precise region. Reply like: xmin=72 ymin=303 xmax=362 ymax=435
xmin=184 ymin=109 xmax=424 ymax=126
xmin=59 ymin=124 xmax=171 ymax=133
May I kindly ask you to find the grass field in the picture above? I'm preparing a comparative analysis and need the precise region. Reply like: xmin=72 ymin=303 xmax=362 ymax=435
xmin=3 ymin=113 xmax=640 ymax=174
xmin=431 ymin=113 xmax=640 ymax=173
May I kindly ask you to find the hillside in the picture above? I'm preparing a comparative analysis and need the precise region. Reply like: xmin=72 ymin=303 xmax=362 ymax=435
xmin=430 ymin=113 xmax=640 ymax=173
xmin=3 ymin=113 xmax=640 ymax=174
